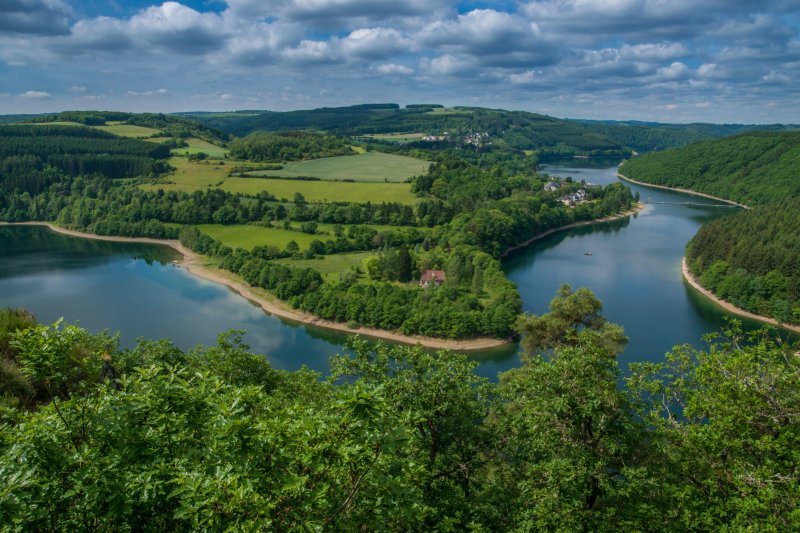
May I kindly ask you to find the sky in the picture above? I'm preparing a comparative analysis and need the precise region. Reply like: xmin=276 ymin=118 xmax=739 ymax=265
xmin=1 ymin=0 xmax=799 ymax=123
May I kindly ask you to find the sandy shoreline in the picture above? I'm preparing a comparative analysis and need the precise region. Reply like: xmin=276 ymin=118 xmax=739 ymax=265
xmin=1 ymin=221 xmax=511 ymax=351
xmin=681 ymin=257 xmax=800 ymax=334
xmin=502 ymin=203 xmax=645 ymax=258
xmin=617 ymin=173 xmax=750 ymax=209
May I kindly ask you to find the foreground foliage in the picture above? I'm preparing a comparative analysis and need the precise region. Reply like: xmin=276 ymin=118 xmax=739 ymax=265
xmin=1 ymin=288 xmax=798 ymax=531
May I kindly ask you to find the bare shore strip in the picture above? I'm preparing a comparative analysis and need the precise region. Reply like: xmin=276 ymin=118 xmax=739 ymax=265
xmin=502 ymin=202 xmax=645 ymax=258
xmin=616 ymin=173 xmax=750 ymax=209
xmin=2 ymin=221 xmax=510 ymax=351
xmin=681 ymin=258 xmax=800 ymax=334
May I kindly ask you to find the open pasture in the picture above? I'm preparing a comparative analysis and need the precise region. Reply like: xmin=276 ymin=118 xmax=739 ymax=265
xmin=221 ymin=177 xmax=417 ymax=204
xmin=172 ymin=137 xmax=228 ymax=158
xmin=196 ymin=224 xmax=320 ymax=251
xmin=246 ymin=152 xmax=429 ymax=182
xmin=140 ymin=157 xmax=235 ymax=193
xmin=274 ymin=252 xmax=373 ymax=279
xmin=95 ymin=123 xmax=163 ymax=137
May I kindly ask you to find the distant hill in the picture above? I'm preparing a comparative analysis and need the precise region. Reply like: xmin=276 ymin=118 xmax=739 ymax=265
xmin=573 ymin=119 xmax=797 ymax=152
xmin=619 ymin=130 xmax=800 ymax=205
xmin=179 ymin=104 xmax=630 ymax=159
xmin=26 ymin=111 xmax=230 ymax=144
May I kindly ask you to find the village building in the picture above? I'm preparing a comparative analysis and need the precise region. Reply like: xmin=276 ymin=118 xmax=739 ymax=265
xmin=419 ymin=269 xmax=446 ymax=288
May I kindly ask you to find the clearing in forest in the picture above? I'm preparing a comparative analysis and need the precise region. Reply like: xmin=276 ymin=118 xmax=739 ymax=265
xmin=245 ymin=152 xmax=429 ymax=182
xmin=221 ymin=177 xmax=417 ymax=204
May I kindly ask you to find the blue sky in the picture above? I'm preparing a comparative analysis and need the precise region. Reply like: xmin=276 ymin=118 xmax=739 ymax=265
xmin=1 ymin=0 xmax=799 ymax=123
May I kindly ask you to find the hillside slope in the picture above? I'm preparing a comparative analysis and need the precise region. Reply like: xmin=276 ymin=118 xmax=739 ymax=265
xmin=619 ymin=130 xmax=800 ymax=205
xmin=686 ymin=197 xmax=800 ymax=324
xmin=180 ymin=104 xmax=629 ymax=158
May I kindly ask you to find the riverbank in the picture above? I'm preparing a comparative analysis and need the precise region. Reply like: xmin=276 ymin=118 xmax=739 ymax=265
xmin=681 ymin=257 xmax=800 ymax=334
xmin=501 ymin=202 xmax=645 ymax=258
xmin=1 ymin=221 xmax=510 ymax=351
xmin=617 ymin=173 xmax=750 ymax=209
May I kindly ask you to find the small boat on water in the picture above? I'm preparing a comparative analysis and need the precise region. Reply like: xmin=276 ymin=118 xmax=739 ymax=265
xmin=585 ymin=251 xmax=593 ymax=256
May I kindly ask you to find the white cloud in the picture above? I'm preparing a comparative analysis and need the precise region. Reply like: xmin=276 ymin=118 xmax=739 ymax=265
xmin=509 ymin=70 xmax=538 ymax=84
xmin=19 ymin=90 xmax=52 ymax=99
xmin=341 ymin=27 xmax=411 ymax=59
xmin=376 ymin=63 xmax=413 ymax=74
xmin=280 ymin=40 xmax=339 ymax=64
xmin=127 ymin=88 xmax=170 ymax=96
xmin=68 ymin=85 xmax=87 ymax=93
xmin=421 ymin=54 xmax=475 ymax=76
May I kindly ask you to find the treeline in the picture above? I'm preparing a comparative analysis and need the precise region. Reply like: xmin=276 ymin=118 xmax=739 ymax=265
xmin=0 ymin=177 xmax=448 ymax=229
xmin=1 ymin=289 xmax=798 ymax=531
xmin=229 ymin=131 xmax=354 ymax=161
xmin=573 ymin=120 xmax=795 ymax=152
xmin=686 ymin=197 xmax=800 ymax=324
xmin=28 ymin=111 xmax=230 ymax=144
xmin=0 ymin=125 xmax=171 ymax=194
xmin=179 ymin=225 xmax=521 ymax=339
xmin=189 ymin=104 xmax=630 ymax=156
xmin=619 ymin=130 xmax=800 ymax=205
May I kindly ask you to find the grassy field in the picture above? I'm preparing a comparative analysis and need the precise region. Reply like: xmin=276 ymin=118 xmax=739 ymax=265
xmin=172 ymin=137 xmax=228 ymax=158
xmin=246 ymin=152 xmax=429 ymax=182
xmin=141 ymin=157 xmax=235 ymax=193
xmin=196 ymin=224 xmax=320 ymax=251
xmin=363 ymin=133 xmax=426 ymax=142
xmin=274 ymin=252 xmax=373 ymax=279
xmin=95 ymin=123 xmax=162 ymax=137
xmin=221 ymin=177 xmax=417 ymax=204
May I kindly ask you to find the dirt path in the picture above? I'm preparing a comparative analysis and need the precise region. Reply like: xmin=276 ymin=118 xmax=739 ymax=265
xmin=2 ymin=222 xmax=512 ymax=351
xmin=681 ymin=257 xmax=800 ymax=334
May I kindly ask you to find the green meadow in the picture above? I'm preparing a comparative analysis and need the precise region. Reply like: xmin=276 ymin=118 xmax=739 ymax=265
xmin=246 ymin=152 xmax=429 ymax=182
xmin=95 ymin=123 xmax=162 ymax=137
xmin=196 ymin=224 xmax=320 ymax=251
xmin=274 ymin=252 xmax=373 ymax=280
xmin=171 ymin=137 xmax=228 ymax=158
xmin=221 ymin=177 xmax=417 ymax=204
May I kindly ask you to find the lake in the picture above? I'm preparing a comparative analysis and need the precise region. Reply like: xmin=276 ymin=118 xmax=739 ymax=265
xmin=0 ymin=159 xmax=764 ymax=377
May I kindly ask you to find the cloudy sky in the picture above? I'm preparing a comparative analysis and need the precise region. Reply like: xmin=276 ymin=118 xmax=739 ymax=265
xmin=2 ymin=0 xmax=799 ymax=123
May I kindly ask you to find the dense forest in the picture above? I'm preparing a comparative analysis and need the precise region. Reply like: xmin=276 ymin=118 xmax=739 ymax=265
xmin=686 ymin=197 xmax=800 ymax=324
xmin=0 ymin=288 xmax=797 ymax=530
xmin=0 ymin=125 xmax=171 ymax=194
xmin=573 ymin=120 xmax=795 ymax=152
xmin=228 ymin=131 xmax=355 ymax=162
xmin=619 ymin=130 xmax=800 ymax=205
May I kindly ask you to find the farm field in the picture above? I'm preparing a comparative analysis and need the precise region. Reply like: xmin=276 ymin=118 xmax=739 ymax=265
xmin=196 ymin=224 xmax=320 ymax=251
xmin=363 ymin=133 xmax=426 ymax=142
xmin=246 ymin=152 xmax=429 ymax=182
xmin=140 ymin=157 xmax=235 ymax=192
xmin=221 ymin=177 xmax=417 ymax=204
xmin=171 ymin=137 xmax=228 ymax=158
xmin=274 ymin=252 xmax=373 ymax=279
xmin=95 ymin=123 xmax=162 ymax=137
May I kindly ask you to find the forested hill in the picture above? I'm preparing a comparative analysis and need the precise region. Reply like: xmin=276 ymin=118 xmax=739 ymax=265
xmin=27 ymin=110 xmax=230 ymax=144
xmin=686 ymin=197 xmax=800 ymax=324
xmin=572 ymin=120 xmax=796 ymax=152
xmin=0 ymin=125 xmax=171 ymax=194
xmin=619 ymin=130 xmax=800 ymax=205
xmin=178 ymin=104 xmax=630 ymax=158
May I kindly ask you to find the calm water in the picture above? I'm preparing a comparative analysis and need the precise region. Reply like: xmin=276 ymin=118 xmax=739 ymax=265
xmin=0 ymin=160 xmax=769 ymax=377
xmin=503 ymin=158 xmax=765 ymax=370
